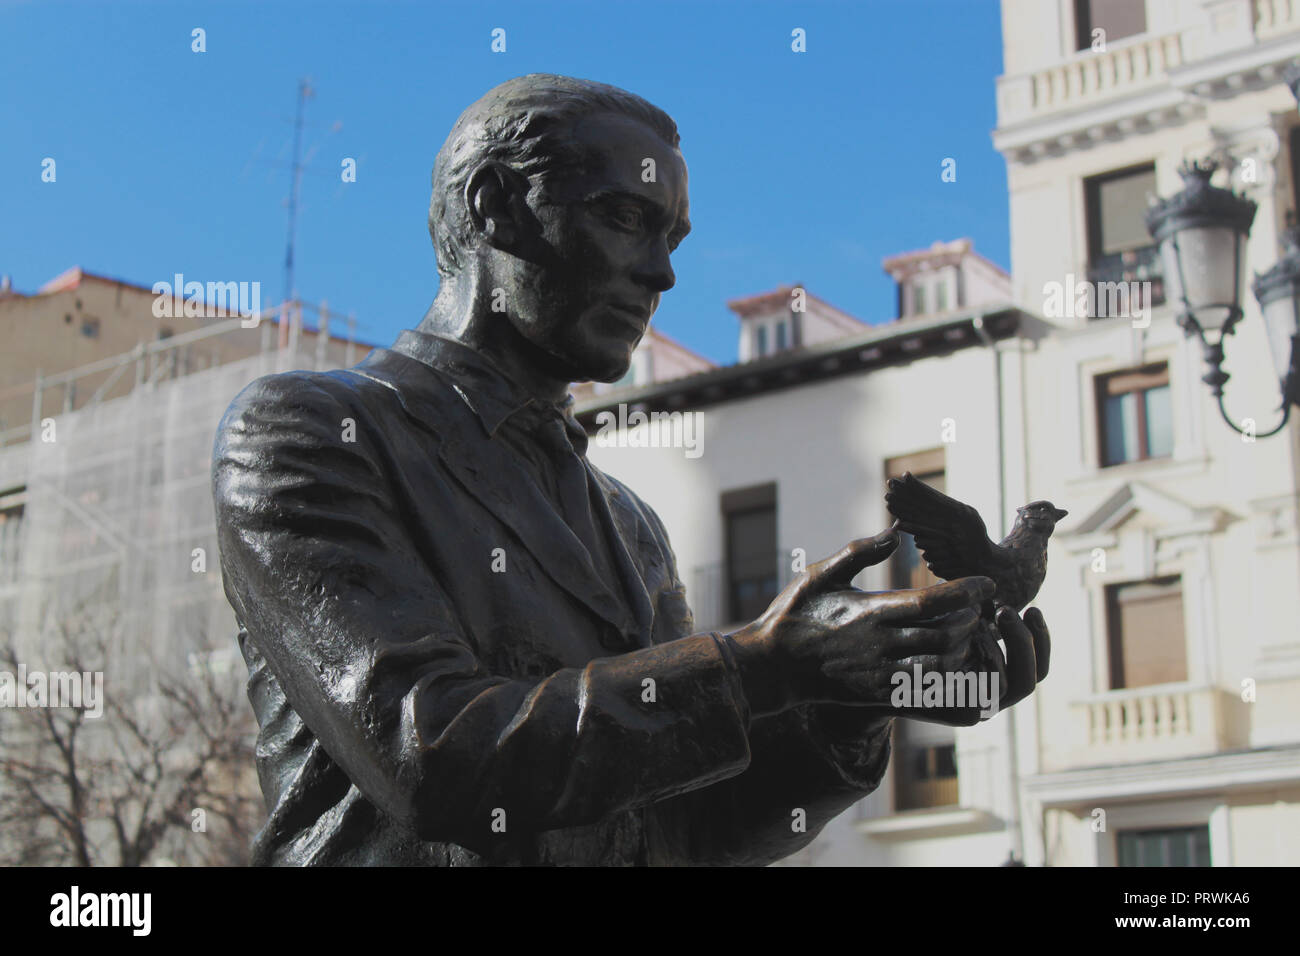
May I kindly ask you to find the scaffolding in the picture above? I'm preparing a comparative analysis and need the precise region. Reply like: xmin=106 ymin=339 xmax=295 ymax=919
xmin=0 ymin=304 xmax=360 ymax=676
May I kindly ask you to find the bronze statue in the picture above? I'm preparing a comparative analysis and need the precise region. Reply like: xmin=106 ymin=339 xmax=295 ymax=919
xmin=212 ymin=74 xmax=1052 ymax=866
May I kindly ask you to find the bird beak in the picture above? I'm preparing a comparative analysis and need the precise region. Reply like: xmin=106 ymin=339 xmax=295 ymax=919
xmin=1053 ymin=508 xmax=1069 ymax=521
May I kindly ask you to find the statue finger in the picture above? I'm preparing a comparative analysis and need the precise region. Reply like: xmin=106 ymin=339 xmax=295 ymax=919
xmin=1024 ymin=606 xmax=1050 ymax=681
xmin=808 ymin=529 xmax=900 ymax=589
xmin=995 ymin=606 xmax=1037 ymax=708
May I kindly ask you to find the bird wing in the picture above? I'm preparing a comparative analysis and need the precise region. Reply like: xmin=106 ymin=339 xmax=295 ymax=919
xmin=885 ymin=472 xmax=1011 ymax=581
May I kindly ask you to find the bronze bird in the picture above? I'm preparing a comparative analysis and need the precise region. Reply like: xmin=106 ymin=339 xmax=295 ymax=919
xmin=885 ymin=472 xmax=1067 ymax=617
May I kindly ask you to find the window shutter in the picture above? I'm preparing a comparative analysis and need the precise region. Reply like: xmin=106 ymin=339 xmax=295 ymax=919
xmin=1108 ymin=577 xmax=1187 ymax=688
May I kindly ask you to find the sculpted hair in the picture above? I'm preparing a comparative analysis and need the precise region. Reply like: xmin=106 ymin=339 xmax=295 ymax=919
xmin=429 ymin=74 xmax=680 ymax=278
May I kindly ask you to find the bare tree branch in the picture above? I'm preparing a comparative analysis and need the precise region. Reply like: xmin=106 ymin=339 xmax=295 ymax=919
xmin=0 ymin=593 xmax=261 ymax=866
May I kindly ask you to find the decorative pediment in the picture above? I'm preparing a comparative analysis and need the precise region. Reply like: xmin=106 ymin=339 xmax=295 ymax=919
xmin=1061 ymin=482 xmax=1235 ymax=554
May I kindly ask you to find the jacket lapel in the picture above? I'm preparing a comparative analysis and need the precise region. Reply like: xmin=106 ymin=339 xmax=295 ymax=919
xmin=587 ymin=469 xmax=655 ymax=644
xmin=354 ymin=347 xmax=645 ymax=647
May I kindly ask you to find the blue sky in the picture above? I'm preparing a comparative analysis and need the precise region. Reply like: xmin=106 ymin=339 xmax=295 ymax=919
xmin=0 ymin=0 xmax=1009 ymax=364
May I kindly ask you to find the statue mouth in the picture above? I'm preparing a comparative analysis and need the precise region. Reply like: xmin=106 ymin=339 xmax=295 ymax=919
xmin=608 ymin=304 xmax=649 ymax=333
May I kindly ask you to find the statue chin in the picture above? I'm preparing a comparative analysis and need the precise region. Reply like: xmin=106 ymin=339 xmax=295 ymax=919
xmin=530 ymin=338 xmax=626 ymax=386
xmin=573 ymin=354 xmax=632 ymax=385
xmin=595 ymin=366 xmax=632 ymax=385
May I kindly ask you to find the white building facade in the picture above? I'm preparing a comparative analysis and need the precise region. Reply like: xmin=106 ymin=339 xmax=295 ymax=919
xmin=995 ymin=0 xmax=1300 ymax=867
xmin=582 ymin=0 xmax=1300 ymax=867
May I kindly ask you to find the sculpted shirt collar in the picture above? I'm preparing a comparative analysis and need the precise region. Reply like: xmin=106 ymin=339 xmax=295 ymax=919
xmin=390 ymin=329 xmax=585 ymax=448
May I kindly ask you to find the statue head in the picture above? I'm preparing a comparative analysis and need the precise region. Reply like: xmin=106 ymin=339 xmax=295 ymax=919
xmin=1015 ymin=501 xmax=1069 ymax=535
xmin=427 ymin=74 xmax=690 ymax=383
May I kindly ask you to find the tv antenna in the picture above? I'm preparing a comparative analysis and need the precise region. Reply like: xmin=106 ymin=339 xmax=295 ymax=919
xmin=282 ymin=77 xmax=314 ymax=312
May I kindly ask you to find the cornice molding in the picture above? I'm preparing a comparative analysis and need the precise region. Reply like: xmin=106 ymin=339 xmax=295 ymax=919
xmin=575 ymin=307 xmax=1028 ymax=427
xmin=995 ymin=35 xmax=1300 ymax=165
xmin=1023 ymin=745 xmax=1300 ymax=807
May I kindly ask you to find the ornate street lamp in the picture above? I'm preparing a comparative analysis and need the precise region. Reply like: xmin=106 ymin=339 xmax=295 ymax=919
xmin=1144 ymin=159 xmax=1265 ymax=435
xmin=1242 ymin=57 xmax=1300 ymax=437
xmin=1249 ymin=223 xmax=1300 ymax=432
xmin=1140 ymin=62 xmax=1300 ymax=439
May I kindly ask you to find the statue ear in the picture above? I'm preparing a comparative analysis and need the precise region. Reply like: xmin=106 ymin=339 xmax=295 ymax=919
xmin=465 ymin=162 xmax=532 ymax=251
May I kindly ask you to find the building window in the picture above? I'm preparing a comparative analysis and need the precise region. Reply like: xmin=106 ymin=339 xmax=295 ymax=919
xmin=756 ymin=325 xmax=768 ymax=357
xmin=893 ymin=720 xmax=958 ymax=812
xmin=913 ymin=282 xmax=926 ymax=316
xmin=1096 ymin=362 xmax=1172 ymax=467
xmin=885 ymin=449 xmax=945 ymax=590
xmin=721 ymin=483 xmax=778 ymax=625
xmin=1087 ymin=164 xmax=1155 ymax=257
xmin=1290 ymin=125 xmax=1300 ymax=219
xmin=1084 ymin=163 xmax=1164 ymax=315
xmin=613 ymin=363 xmax=637 ymax=388
xmin=775 ymin=320 xmax=787 ymax=351
xmin=1075 ymin=0 xmax=1146 ymax=51
xmin=1117 ymin=825 xmax=1210 ymax=866
xmin=0 ymin=487 xmax=25 ymax=525
xmin=0 ymin=486 xmax=26 ymax=583
xmin=80 ymin=316 xmax=100 ymax=338
xmin=935 ymin=279 xmax=948 ymax=312
xmin=611 ymin=348 xmax=649 ymax=389
xmin=1105 ymin=576 xmax=1186 ymax=689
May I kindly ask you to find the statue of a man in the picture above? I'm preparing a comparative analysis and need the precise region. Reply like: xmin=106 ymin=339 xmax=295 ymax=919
xmin=212 ymin=74 xmax=1049 ymax=866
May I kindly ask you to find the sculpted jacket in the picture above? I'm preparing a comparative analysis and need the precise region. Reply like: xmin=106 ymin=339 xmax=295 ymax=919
xmin=212 ymin=329 xmax=894 ymax=866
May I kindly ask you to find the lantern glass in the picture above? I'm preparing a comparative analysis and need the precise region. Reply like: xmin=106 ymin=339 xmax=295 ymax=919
xmin=1259 ymin=288 xmax=1300 ymax=385
xmin=1159 ymin=224 xmax=1247 ymax=334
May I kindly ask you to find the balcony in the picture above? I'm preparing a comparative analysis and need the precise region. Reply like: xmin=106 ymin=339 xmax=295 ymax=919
xmin=1257 ymin=0 xmax=1300 ymax=40
xmin=997 ymin=32 xmax=1184 ymax=128
xmin=1085 ymin=245 xmax=1166 ymax=318
xmin=690 ymin=550 xmax=793 ymax=632
xmin=1070 ymin=683 xmax=1246 ymax=765
xmin=895 ymin=775 xmax=959 ymax=811
xmin=857 ymin=743 xmax=1003 ymax=839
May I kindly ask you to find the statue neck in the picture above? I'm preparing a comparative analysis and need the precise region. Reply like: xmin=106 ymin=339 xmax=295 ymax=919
xmin=417 ymin=274 xmax=571 ymax=404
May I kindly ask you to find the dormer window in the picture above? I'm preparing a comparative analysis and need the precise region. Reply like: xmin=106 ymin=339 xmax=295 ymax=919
xmin=728 ymin=284 xmax=871 ymax=362
xmin=884 ymin=240 xmax=1009 ymax=323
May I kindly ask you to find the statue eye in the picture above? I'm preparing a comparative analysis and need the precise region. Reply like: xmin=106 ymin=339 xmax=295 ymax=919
xmin=609 ymin=205 xmax=645 ymax=230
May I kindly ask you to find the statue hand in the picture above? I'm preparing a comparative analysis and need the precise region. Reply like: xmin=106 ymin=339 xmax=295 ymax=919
xmin=724 ymin=529 xmax=997 ymax=717
xmin=878 ymin=604 xmax=1051 ymax=727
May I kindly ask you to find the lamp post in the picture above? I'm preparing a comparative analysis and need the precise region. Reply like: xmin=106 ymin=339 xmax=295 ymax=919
xmin=1143 ymin=160 xmax=1272 ymax=435
xmin=1249 ymin=224 xmax=1300 ymax=430
xmin=1141 ymin=63 xmax=1300 ymax=439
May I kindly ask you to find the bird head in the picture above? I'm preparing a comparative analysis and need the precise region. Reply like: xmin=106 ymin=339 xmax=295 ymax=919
xmin=1015 ymin=500 xmax=1068 ymax=535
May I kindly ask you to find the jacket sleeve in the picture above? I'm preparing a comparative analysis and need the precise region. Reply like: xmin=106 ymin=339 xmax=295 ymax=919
xmin=212 ymin=372 xmax=754 ymax=856
xmin=648 ymin=702 xmax=895 ymax=865
xmin=640 ymin=507 xmax=896 ymax=865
